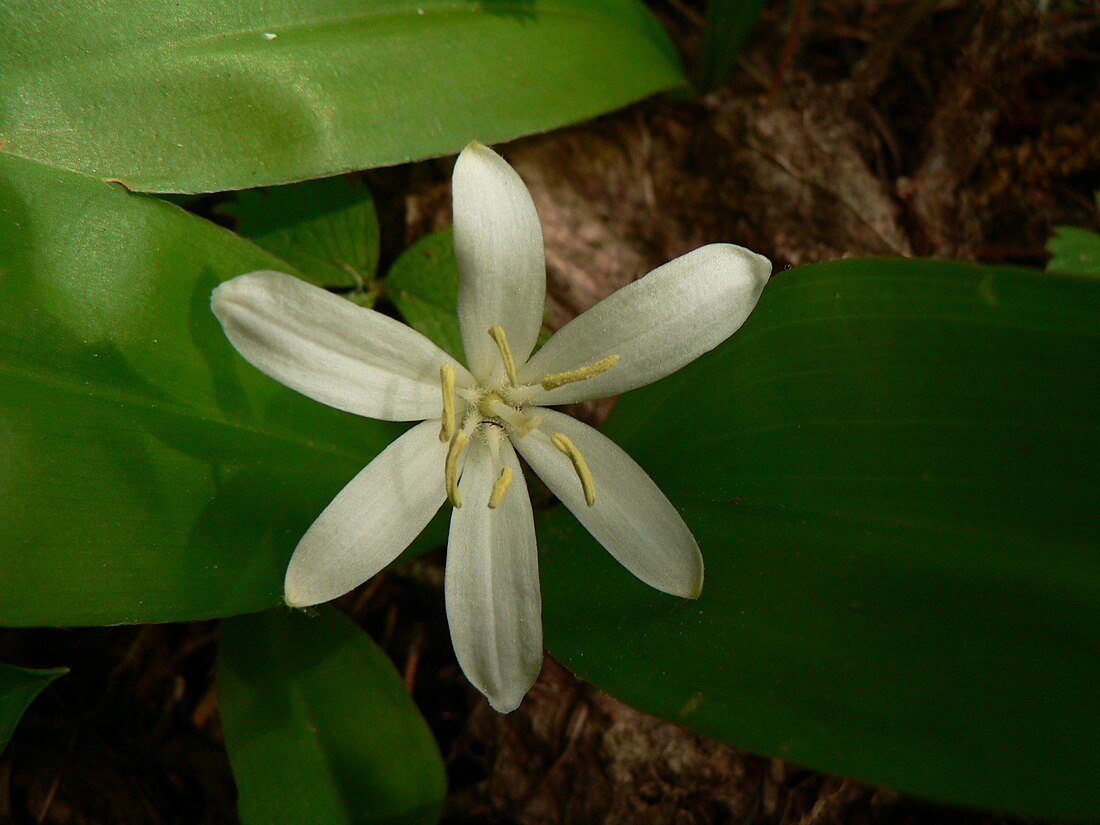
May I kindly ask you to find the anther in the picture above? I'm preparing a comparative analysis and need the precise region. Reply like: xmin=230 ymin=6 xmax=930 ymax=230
xmin=439 ymin=363 xmax=456 ymax=442
xmin=488 ymin=325 xmax=519 ymax=386
xmin=540 ymin=354 xmax=619 ymax=391
xmin=550 ymin=432 xmax=596 ymax=506
xmin=445 ymin=430 xmax=470 ymax=508
xmin=488 ymin=466 xmax=513 ymax=509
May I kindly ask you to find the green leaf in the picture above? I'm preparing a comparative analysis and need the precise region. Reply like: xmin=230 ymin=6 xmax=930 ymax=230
xmin=0 ymin=152 xmax=413 ymax=626
xmin=700 ymin=0 xmax=765 ymax=92
xmin=1 ymin=0 xmax=685 ymax=193
xmin=387 ymin=228 xmax=465 ymax=362
xmin=0 ymin=662 xmax=67 ymax=752
xmin=1047 ymin=226 xmax=1100 ymax=277
xmin=218 ymin=607 xmax=445 ymax=825
xmin=219 ymin=176 xmax=381 ymax=295
xmin=539 ymin=259 xmax=1100 ymax=821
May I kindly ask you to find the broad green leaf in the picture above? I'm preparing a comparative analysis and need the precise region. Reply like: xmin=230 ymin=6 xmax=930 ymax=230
xmin=1 ymin=0 xmax=685 ymax=193
xmin=0 ymin=152 xmax=435 ymax=626
xmin=1047 ymin=225 xmax=1100 ymax=277
xmin=700 ymin=0 xmax=765 ymax=92
xmin=219 ymin=607 xmax=445 ymax=825
xmin=387 ymin=228 xmax=465 ymax=362
xmin=0 ymin=662 xmax=66 ymax=751
xmin=219 ymin=176 xmax=381 ymax=295
xmin=539 ymin=259 xmax=1100 ymax=821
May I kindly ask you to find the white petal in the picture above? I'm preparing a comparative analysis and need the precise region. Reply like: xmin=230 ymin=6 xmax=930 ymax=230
xmin=520 ymin=244 xmax=771 ymax=405
xmin=453 ymin=142 xmax=546 ymax=382
xmin=446 ymin=438 xmax=543 ymax=713
xmin=285 ymin=421 xmax=447 ymax=606
xmin=513 ymin=409 xmax=703 ymax=598
xmin=213 ymin=271 xmax=469 ymax=421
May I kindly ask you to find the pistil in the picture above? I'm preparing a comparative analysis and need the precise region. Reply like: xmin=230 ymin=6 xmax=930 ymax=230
xmin=484 ymin=397 xmax=541 ymax=438
xmin=442 ymin=324 xmax=622 ymax=511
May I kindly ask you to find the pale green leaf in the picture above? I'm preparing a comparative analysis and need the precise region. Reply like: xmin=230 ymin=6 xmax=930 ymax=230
xmin=0 ymin=152 xmax=449 ymax=626
xmin=1 ymin=0 xmax=685 ymax=192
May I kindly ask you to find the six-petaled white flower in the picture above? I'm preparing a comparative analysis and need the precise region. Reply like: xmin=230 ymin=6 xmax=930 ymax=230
xmin=212 ymin=142 xmax=771 ymax=712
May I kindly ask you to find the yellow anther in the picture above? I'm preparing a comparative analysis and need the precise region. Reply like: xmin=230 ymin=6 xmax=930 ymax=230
xmin=540 ymin=354 xmax=619 ymax=391
xmin=488 ymin=466 xmax=513 ymax=509
xmin=550 ymin=432 xmax=596 ymax=506
xmin=488 ymin=325 xmax=519 ymax=386
xmin=445 ymin=430 xmax=470 ymax=508
xmin=439 ymin=363 xmax=456 ymax=442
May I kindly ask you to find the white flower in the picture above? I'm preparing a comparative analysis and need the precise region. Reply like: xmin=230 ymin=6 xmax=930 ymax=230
xmin=212 ymin=142 xmax=771 ymax=712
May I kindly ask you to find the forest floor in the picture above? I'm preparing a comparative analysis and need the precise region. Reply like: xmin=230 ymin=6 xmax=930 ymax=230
xmin=2 ymin=1 xmax=1098 ymax=823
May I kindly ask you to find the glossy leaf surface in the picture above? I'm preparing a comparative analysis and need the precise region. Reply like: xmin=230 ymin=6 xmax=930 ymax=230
xmin=0 ymin=153 xmax=408 ymax=626
xmin=220 ymin=176 xmax=380 ymax=293
xmin=1 ymin=0 xmax=684 ymax=193
xmin=540 ymin=259 xmax=1100 ymax=821
xmin=219 ymin=607 xmax=445 ymax=825
xmin=0 ymin=662 xmax=66 ymax=751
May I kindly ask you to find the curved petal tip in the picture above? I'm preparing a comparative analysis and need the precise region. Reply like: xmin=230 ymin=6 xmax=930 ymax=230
xmin=684 ymin=566 xmax=704 ymax=600
xmin=660 ymin=546 xmax=704 ymax=600
xmin=487 ymin=690 xmax=528 ymax=714
xmin=457 ymin=139 xmax=492 ymax=159
xmin=716 ymin=242 xmax=772 ymax=292
xmin=283 ymin=565 xmax=333 ymax=609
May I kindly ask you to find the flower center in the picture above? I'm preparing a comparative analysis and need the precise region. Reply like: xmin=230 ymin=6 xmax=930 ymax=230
xmin=437 ymin=325 xmax=618 ymax=510
xmin=477 ymin=391 xmax=506 ymax=419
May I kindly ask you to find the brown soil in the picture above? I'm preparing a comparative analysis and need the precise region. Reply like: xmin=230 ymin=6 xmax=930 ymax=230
xmin=2 ymin=1 xmax=1097 ymax=822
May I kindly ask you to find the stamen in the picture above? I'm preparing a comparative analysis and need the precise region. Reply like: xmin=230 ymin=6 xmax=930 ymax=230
xmin=439 ymin=363 xmax=456 ymax=442
xmin=488 ymin=325 xmax=519 ymax=386
xmin=488 ymin=466 xmax=513 ymax=509
xmin=445 ymin=430 xmax=470 ymax=508
xmin=551 ymin=432 xmax=596 ymax=506
xmin=540 ymin=354 xmax=619 ymax=391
